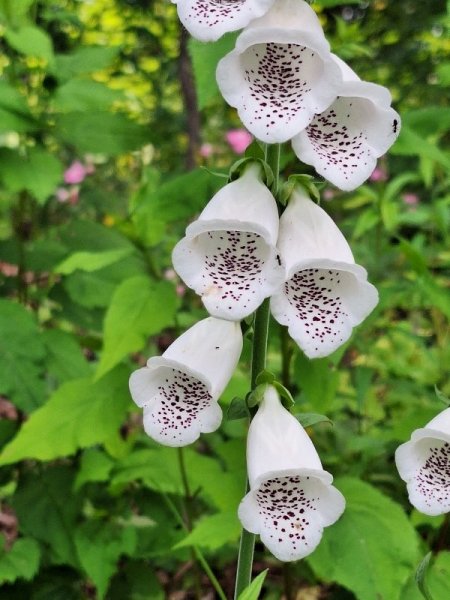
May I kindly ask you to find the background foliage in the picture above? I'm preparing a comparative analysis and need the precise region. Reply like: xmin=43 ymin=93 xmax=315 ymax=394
xmin=0 ymin=0 xmax=449 ymax=598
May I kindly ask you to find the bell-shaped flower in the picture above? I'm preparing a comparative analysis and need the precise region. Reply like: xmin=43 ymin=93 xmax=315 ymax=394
xmin=238 ymin=385 xmax=345 ymax=561
xmin=270 ymin=188 xmax=378 ymax=358
xmin=292 ymin=55 xmax=401 ymax=191
xmin=395 ymin=408 xmax=450 ymax=516
xmin=171 ymin=0 xmax=276 ymax=42
xmin=172 ymin=163 xmax=285 ymax=321
xmin=129 ymin=317 xmax=242 ymax=447
xmin=216 ymin=0 xmax=342 ymax=143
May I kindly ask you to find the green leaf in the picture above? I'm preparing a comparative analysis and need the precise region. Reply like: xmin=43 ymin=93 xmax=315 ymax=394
xmin=5 ymin=25 xmax=54 ymax=63
xmin=55 ymin=111 xmax=149 ymax=155
xmin=0 ymin=148 xmax=63 ymax=203
xmin=52 ymin=46 xmax=121 ymax=80
xmin=295 ymin=413 xmax=333 ymax=428
xmin=0 ymin=299 xmax=46 ymax=412
xmin=55 ymin=248 xmax=133 ymax=275
xmin=237 ymin=570 xmax=269 ymax=600
xmin=391 ymin=125 xmax=450 ymax=169
xmin=0 ymin=367 xmax=130 ymax=465
xmin=294 ymin=353 xmax=340 ymax=412
xmin=0 ymin=0 xmax=35 ymax=26
xmin=53 ymin=79 xmax=123 ymax=112
xmin=41 ymin=329 xmax=91 ymax=383
xmin=416 ymin=552 xmax=434 ymax=600
xmin=188 ymin=33 xmax=238 ymax=108
xmin=75 ymin=521 xmax=137 ymax=599
xmin=226 ymin=397 xmax=250 ymax=421
xmin=174 ymin=511 xmax=240 ymax=551
xmin=400 ymin=551 xmax=450 ymax=600
xmin=12 ymin=466 xmax=81 ymax=566
xmin=307 ymin=477 xmax=420 ymax=600
xmin=0 ymin=538 xmax=40 ymax=585
xmin=96 ymin=277 xmax=179 ymax=379
xmin=74 ymin=449 xmax=115 ymax=490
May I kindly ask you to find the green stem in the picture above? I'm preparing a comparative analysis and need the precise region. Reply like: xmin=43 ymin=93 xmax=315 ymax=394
xmin=234 ymin=143 xmax=281 ymax=599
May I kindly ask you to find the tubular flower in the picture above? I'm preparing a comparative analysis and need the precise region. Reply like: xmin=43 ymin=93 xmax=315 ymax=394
xmin=172 ymin=164 xmax=285 ymax=321
xmin=238 ymin=386 xmax=345 ymax=561
xmin=395 ymin=408 xmax=450 ymax=516
xmin=270 ymin=188 xmax=378 ymax=358
xmin=129 ymin=317 xmax=242 ymax=447
xmin=292 ymin=55 xmax=401 ymax=191
xmin=172 ymin=0 xmax=276 ymax=42
xmin=216 ymin=0 xmax=342 ymax=143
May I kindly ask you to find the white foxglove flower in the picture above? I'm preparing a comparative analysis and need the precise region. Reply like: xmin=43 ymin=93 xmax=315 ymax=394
xmin=172 ymin=164 xmax=285 ymax=321
xmin=238 ymin=386 xmax=345 ymax=561
xmin=395 ymin=408 xmax=450 ymax=516
xmin=216 ymin=0 xmax=342 ymax=143
xmin=172 ymin=0 xmax=276 ymax=42
xmin=292 ymin=55 xmax=401 ymax=191
xmin=270 ymin=188 xmax=378 ymax=358
xmin=129 ymin=317 xmax=242 ymax=447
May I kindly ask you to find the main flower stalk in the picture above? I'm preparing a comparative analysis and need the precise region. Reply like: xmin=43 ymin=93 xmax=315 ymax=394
xmin=234 ymin=143 xmax=280 ymax=598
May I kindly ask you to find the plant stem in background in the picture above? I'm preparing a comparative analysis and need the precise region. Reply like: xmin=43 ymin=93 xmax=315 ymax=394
xmin=234 ymin=144 xmax=281 ymax=598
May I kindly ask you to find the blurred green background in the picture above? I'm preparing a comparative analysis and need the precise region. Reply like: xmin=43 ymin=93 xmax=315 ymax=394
xmin=0 ymin=0 xmax=449 ymax=598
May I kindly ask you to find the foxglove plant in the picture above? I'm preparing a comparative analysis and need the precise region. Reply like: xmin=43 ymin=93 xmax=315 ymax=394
xmin=172 ymin=0 xmax=276 ymax=42
xmin=271 ymin=186 xmax=378 ymax=358
xmin=216 ymin=0 xmax=342 ymax=143
xmin=129 ymin=317 xmax=242 ymax=447
xmin=238 ymin=385 xmax=345 ymax=561
xmin=395 ymin=408 xmax=450 ymax=516
xmin=172 ymin=163 xmax=285 ymax=320
xmin=292 ymin=55 xmax=401 ymax=191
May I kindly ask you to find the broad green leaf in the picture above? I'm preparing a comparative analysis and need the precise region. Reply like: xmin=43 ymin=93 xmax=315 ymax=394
xmin=189 ymin=33 xmax=238 ymax=108
xmin=0 ymin=0 xmax=35 ymax=26
xmin=0 ymin=366 xmax=130 ymax=465
xmin=75 ymin=521 xmax=137 ymax=599
xmin=0 ymin=299 xmax=46 ymax=412
xmin=108 ymin=561 xmax=164 ymax=600
xmin=55 ymin=112 xmax=149 ymax=155
xmin=307 ymin=477 xmax=420 ymax=600
xmin=237 ymin=570 xmax=269 ymax=600
xmin=400 ymin=551 xmax=450 ymax=600
xmin=95 ymin=277 xmax=179 ymax=379
xmin=391 ymin=125 xmax=450 ymax=169
xmin=0 ymin=147 xmax=63 ymax=203
xmin=74 ymin=449 xmax=114 ymax=490
xmin=5 ymin=25 xmax=54 ymax=62
xmin=294 ymin=353 xmax=340 ymax=412
xmin=52 ymin=46 xmax=121 ymax=80
xmin=174 ymin=511 xmax=240 ymax=551
xmin=12 ymin=466 xmax=82 ymax=566
xmin=41 ymin=329 xmax=91 ymax=383
xmin=0 ymin=538 xmax=40 ymax=585
xmin=55 ymin=248 xmax=133 ymax=275
xmin=53 ymin=79 xmax=123 ymax=112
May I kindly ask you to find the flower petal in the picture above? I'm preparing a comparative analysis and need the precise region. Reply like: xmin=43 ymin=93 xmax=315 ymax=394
xmin=129 ymin=317 xmax=242 ymax=446
xmin=172 ymin=0 xmax=276 ymax=42
xmin=216 ymin=0 xmax=342 ymax=143
xmin=396 ymin=437 xmax=450 ymax=516
xmin=238 ymin=471 xmax=345 ymax=561
xmin=272 ymin=191 xmax=378 ymax=358
xmin=292 ymin=66 xmax=400 ymax=191
xmin=172 ymin=166 xmax=284 ymax=320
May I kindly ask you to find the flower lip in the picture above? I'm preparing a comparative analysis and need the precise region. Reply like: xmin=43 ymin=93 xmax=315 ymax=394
xmin=252 ymin=467 xmax=333 ymax=490
xmin=185 ymin=219 xmax=275 ymax=247
xmin=172 ymin=0 xmax=277 ymax=43
xmin=283 ymin=257 xmax=368 ymax=283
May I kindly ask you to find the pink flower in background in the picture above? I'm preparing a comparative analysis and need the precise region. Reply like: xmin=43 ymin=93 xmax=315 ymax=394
xmin=369 ymin=165 xmax=388 ymax=182
xmin=55 ymin=187 xmax=70 ymax=203
xmin=199 ymin=143 xmax=214 ymax=158
xmin=225 ymin=129 xmax=253 ymax=154
xmin=402 ymin=193 xmax=419 ymax=206
xmin=64 ymin=161 xmax=88 ymax=185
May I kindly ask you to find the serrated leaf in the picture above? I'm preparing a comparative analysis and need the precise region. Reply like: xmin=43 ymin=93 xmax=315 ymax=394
xmin=95 ymin=277 xmax=179 ymax=379
xmin=12 ymin=466 xmax=81 ymax=566
xmin=55 ymin=248 xmax=133 ymax=275
xmin=237 ymin=570 xmax=269 ymax=600
xmin=307 ymin=477 xmax=420 ymax=600
xmin=75 ymin=521 xmax=137 ymax=599
xmin=174 ymin=511 xmax=240 ymax=551
xmin=0 ymin=147 xmax=63 ymax=203
xmin=0 ymin=538 xmax=40 ymax=585
xmin=0 ymin=367 xmax=130 ymax=465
